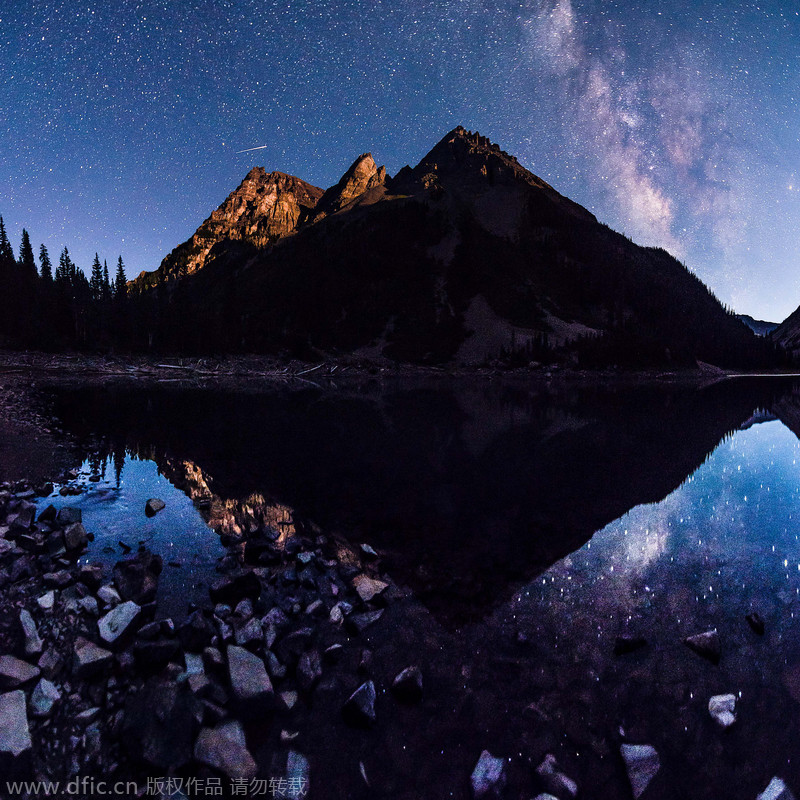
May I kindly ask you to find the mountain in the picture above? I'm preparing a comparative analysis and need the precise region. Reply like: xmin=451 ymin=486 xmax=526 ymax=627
xmin=130 ymin=126 xmax=779 ymax=368
xmin=771 ymin=307 xmax=800 ymax=357
xmin=737 ymin=314 xmax=778 ymax=337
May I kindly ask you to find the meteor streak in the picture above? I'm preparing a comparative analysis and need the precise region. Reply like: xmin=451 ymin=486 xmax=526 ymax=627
xmin=236 ymin=144 xmax=268 ymax=154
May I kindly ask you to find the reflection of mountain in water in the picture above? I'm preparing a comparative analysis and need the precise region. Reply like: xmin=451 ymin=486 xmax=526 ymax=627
xmin=44 ymin=377 xmax=799 ymax=621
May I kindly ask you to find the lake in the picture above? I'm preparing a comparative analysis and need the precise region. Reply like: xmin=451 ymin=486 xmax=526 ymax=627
xmin=22 ymin=374 xmax=800 ymax=797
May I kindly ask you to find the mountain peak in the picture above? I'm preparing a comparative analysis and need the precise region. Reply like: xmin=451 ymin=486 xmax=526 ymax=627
xmin=313 ymin=152 xmax=387 ymax=220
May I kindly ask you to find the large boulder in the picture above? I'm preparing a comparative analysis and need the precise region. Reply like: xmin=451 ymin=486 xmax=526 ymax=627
xmin=227 ymin=645 xmax=273 ymax=715
xmin=72 ymin=637 xmax=113 ymax=679
xmin=0 ymin=691 xmax=31 ymax=764
xmin=98 ymin=601 xmax=141 ymax=645
xmin=0 ymin=656 xmax=40 ymax=689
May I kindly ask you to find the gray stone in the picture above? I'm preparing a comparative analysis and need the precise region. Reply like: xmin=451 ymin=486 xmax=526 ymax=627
xmin=684 ymin=629 xmax=721 ymax=664
xmin=0 ymin=655 xmax=40 ymax=689
xmin=56 ymin=507 xmax=82 ymax=525
xmin=227 ymin=645 xmax=273 ymax=712
xmin=757 ymin=778 xmax=797 ymax=800
xmin=73 ymin=637 xmax=113 ymax=679
xmin=352 ymin=574 xmax=388 ymax=603
xmin=30 ymin=678 xmax=61 ymax=717
xmin=536 ymin=754 xmax=577 ymax=799
xmin=97 ymin=585 xmax=122 ymax=606
xmin=360 ymin=543 xmax=378 ymax=560
xmin=37 ymin=591 xmax=55 ymax=611
xmin=194 ymin=720 xmax=257 ymax=780
xmin=64 ymin=522 xmax=89 ymax=551
xmin=471 ymin=750 xmax=506 ymax=798
xmin=98 ymin=600 xmax=141 ymax=644
xmin=19 ymin=609 xmax=42 ymax=656
xmin=621 ymin=744 xmax=660 ymax=799
xmin=297 ymin=650 xmax=322 ymax=692
xmin=234 ymin=617 xmax=263 ymax=647
xmin=708 ymin=694 xmax=737 ymax=728
xmin=342 ymin=680 xmax=376 ymax=727
xmin=78 ymin=596 xmax=99 ymax=616
xmin=0 ymin=691 xmax=31 ymax=758
xmin=346 ymin=609 xmax=384 ymax=634
xmin=145 ymin=498 xmax=166 ymax=517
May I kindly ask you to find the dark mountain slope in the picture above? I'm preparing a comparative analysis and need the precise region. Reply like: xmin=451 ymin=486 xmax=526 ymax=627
xmin=131 ymin=127 xmax=780 ymax=368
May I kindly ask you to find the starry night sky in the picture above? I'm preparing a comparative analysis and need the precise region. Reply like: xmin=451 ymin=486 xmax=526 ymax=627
xmin=1 ymin=0 xmax=798 ymax=320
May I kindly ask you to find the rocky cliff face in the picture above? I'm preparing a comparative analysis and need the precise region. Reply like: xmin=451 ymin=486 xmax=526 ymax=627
xmin=132 ymin=169 xmax=324 ymax=290
xmin=311 ymin=153 xmax=387 ymax=221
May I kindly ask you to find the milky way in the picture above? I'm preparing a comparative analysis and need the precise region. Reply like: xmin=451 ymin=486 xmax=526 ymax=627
xmin=1 ymin=0 xmax=798 ymax=319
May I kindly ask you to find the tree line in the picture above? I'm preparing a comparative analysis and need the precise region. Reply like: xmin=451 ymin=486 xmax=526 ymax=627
xmin=0 ymin=216 xmax=130 ymax=350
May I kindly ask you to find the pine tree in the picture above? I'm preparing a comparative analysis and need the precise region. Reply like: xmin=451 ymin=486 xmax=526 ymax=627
xmin=114 ymin=256 xmax=127 ymax=299
xmin=103 ymin=260 xmax=111 ymax=300
xmin=18 ymin=229 xmax=36 ymax=277
xmin=0 ymin=217 xmax=14 ymax=263
xmin=39 ymin=244 xmax=53 ymax=282
xmin=90 ymin=253 xmax=104 ymax=301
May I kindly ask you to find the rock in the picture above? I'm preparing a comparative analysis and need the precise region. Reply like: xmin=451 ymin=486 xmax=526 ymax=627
xmin=684 ymin=629 xmax=721 ymax=664
xmin=347 ymin=609 xmax=384 ymax=634
xmin=209 ymin=570 xmax=261 ymax=606
xmin=97 ymin=585 xmax=122 ymax=606
xmin=281 ymin=690 xmax=298 ymax=710
xmin=194 ymin=720 xmax=257 ymax=780
xmin=37 ymin=591 xmax=55 ymax=611
xmin=19 ymin=609 xmax=43 ymax=656
xmin=342 ymin=680 xmax=376 ymax=727
xmin=708 ymin=694 xmax=737 ymax=728
xmin=145 ymin=498 xmax=166 ymax=517
xmin=747 ymin=612 xmax=766 ymax=635
xmin=360 ymin=543 xmax=379 ymax=560
xmin=98 ymin=600 xmax=141 ymax=645
xmin=614 ymin=635 xmax=648 ymax=656
xmin=324 ymin=643 xmax=344 ymax=663
xmin=122 ymin=678 xmax=200 ymax=770
xmin=0 ymin=691 xmax=31 ymax=759
xmin=30 ymin=678 xmax=60 ymax=717
xmin=227 ymin=645 xmax=273 ymax=713
xmin=536 ymin=754 xmax=578 ymax=798
xmin=179 ymin=610 xmax=216 ymax=652
xmin=0 ymin=656 xmax=40 ymax=689
xmin=64 ymin=522 xmax=89 ymax=551
xmin=286 ymin=750 xmax=311 ymax=799
xmin=133 ymin=640 xmax=181 ymax=672
xmin=113 ymin=551 xmax=162 ymax=604
xmin=297 ymin=650 xmax=322 ymax=692
xmin=391 ymin=665 xmax=423 ymax=703
xmin=78 ymin=563 xmax=104 ymax=591
xmin=533 ymin=796 xmax=560 ymax=800
xmin=757 ymin=778 xmax=797 ymax=800
xmin=471 ymin=750 xmax=506 ymax=798
xmin=352 ymin=574 xmax=388 ymax=603
xmin=78 ymin=596 xmax=99 ymax=616
xmin=234 ymin=617 xmax=263 ymax=647
xmin=72 ymin=637 xmax=113 ymax=679
xmin=37 ymin=649 xmax=62 ymax=680
xmin=43 ymin=570 xmax=72 ymax=588
xmin=56 ymin=507 xmax=82 ymax=525
xmin=621 ymin=744 xmax=660 ymax=799
xmin=38 ymin=504 xmax=57 ymax=522
xmin=329 ymin=605 xmax=344 ymax=625
xmin=274 ymin=628 xmax=314 ymax=666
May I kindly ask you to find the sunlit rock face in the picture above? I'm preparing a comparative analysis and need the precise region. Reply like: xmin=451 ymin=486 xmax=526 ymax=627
xmin=311 ymin=153 xmax=387 ymax=221
xmin=131 ymin=169 xmax=324 ymax=290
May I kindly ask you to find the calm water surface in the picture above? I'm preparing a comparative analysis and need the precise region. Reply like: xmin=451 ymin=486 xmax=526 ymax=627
xmin=28 ymin=376 xmax=800 ymax=798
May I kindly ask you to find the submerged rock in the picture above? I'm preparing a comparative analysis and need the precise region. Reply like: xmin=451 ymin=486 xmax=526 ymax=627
xmin=684 ymin=630 xmax=721 ymax=664
xmin=747 ymin=612 xmax=766 ymax=636
xmin=194 ymin=720 xmax=257 ymax=780
xmin=145 ymin=498 xmax=166 ymax=517
xmin=708 ymin=694 xmax=737 ymax=728
xmin=757 ymin=777 xmax=797 ymax=800
xmin=391 ymin=666 xmax=423 ymax=703
xmin=56 ymin=507 xmax=82 ymax=525
xmin=342 ymin=680 xmax=376 ymax=727
xmin=621 ymin=744 xmax=660 ymax=799
xmin=0 ymin=690 xmax=31 ymax=759
xmin=471 ymin=750 xmax=506 ymax=798
xmin=536 ymin=754 xmax=578 ymax=799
